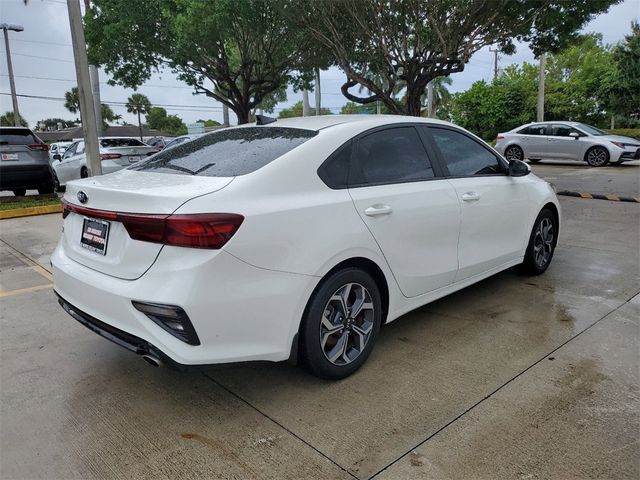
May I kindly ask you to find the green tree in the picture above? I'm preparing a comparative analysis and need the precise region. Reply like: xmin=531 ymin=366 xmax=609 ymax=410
xmin=197 ymin=119 xmax=222 ymax=128
xmin=101 ymin=104 xmax=122 ymax=127
xmin=296 ymin=0 xmax=620 ymax=116
xmin=278 ymin=101 xmax=332 ymax=118
xmin=146 ymin=107 xmax=187 ymax=135
xmin=604 ymin=21 xmax=640 ymax=127
xmin=36 ymin=118 xmax=79 ymax=130
xmin=64 ymin=87 xmax=120 ymax=128
xmin=0 ymin=111 xmax=28 ymax=127
xmin=86 ymin=0 xmax=322 ymax=124
xmin=340 ymin=102 xmax=389 ymax=114
xmin=125 ymin=93 xmax=152 ymax=140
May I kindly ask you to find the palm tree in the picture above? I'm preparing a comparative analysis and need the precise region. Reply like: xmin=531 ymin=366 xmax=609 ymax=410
xmin=125 ymin=93 xmax=152 ymax=140
xmin=421 ymin=77 xmax=453 ymax=119
xmin=64 ymin=87 xmax=81 ymax=117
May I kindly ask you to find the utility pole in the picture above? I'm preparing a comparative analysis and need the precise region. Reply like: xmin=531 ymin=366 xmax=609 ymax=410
xmin=489 ymin=47 xmax=499 ymax=82
xmin=83 ymin=0 xmax=103 ymax=137
xmin=314 ymin=68 xmax=321 ymax=116
xmin=426 ymin=81 xmax=434 ymax=118
xmin=1 ymin=23 xmax=24 ymax=126
xmin=537 ymin=53 xmax=546 ymax=122
xmin=302 ymin=89 xmax=310 ymax=116
xmin=67 ymin=0 xmax=102 ymax=175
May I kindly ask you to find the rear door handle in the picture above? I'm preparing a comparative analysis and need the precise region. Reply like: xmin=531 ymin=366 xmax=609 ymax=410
xmin=461 ymin=192 xmax=480 ymax=202
xmin=364 ymin=204 xmax=393 ymax=216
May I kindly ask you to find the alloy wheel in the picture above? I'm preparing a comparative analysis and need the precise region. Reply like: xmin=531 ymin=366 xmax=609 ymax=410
xmin=319 ymin=282 xmax=375 ymax=366
xmin=533 ymin=217 xmax=554 ymax=269
xmin=505 ymin=146 xmax=523 ymax=161
xmin=586 ymin=147 xmax=608 ymax=167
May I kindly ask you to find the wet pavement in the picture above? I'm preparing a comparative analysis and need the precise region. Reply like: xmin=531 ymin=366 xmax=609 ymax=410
xmin=1 ymin=168 xmax=639 ymax=479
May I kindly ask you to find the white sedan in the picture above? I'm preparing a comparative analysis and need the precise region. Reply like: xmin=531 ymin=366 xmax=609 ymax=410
xmin=52 ymin=137 xmax=157 ymax=188
xmin=52 ymin=115 xmax=560 ymax=379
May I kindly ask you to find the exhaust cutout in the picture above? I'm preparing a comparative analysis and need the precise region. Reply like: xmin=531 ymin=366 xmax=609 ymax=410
xmin=141 ymin=354 xmax=163 ymax=367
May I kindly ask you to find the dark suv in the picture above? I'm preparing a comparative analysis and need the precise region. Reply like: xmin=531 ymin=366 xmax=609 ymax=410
xmin=0 ymin=127 xmax=55 ymax=196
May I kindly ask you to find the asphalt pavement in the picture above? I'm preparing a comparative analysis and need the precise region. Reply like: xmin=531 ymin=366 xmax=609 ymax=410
xmin=1 ymin=163 xmax=638 ymax=479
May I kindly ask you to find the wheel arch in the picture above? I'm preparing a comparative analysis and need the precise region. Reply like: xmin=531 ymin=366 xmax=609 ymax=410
xmin=541 ymin=202 xmax=560 ymax=247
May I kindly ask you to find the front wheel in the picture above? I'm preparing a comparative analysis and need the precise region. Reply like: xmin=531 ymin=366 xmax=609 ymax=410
xmin=301 ymin=268 xmax=382 ymax=379
xmin=585 ymin=146 xmax=609 ymax=167
xmin=519 ymin=209 xmax=557 ymax=275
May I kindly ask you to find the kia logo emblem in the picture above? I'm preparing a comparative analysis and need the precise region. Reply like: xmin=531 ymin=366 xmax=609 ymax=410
xmin=77 ymin=191 xmax=88 ymax=204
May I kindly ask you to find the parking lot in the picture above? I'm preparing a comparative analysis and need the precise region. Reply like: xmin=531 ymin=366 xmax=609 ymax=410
xmin=1 ymin=161 xmax=639 ymax=479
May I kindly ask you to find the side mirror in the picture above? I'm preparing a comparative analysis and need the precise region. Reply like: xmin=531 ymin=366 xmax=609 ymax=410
xmin=509 ymin=159 xmax=531 ymax=177
xmin=53 ymin=154 xmax=62 ymax=161
xmin=569 ymin=132 xmax=580 ymax=139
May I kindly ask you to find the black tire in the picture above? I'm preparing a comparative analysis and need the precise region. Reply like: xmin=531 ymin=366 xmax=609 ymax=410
xmin=519 ymin=209 xmax=557 ymax=275
xmin=585 ymin=146 xmax=610 ymax=167
xmin=12 ymin=189 xmax=26 ymax=197
xmin=300 ymin=268 xmax=383 ymax=379
xmin=504 ymin=145 xmax=524 ymax=162
xmin=80 ymin=167 xmax=89 ymax=178
xmin=38 ymin=183 xmax=55 ymax=195
xmin=52 ymin=173 xmax=61 ymax=192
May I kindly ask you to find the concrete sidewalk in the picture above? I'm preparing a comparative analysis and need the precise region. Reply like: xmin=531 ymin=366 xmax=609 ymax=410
xmin=1 ymin=195 xmax=639 ymax=479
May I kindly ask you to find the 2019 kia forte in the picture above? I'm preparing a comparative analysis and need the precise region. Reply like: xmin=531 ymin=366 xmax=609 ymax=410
xmin=52 ymin=115 xmax=560 ymax=379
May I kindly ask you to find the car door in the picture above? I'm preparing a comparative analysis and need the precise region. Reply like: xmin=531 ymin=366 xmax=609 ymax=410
xmin=425 ymin=126 xmax=531 ymax=281
xmin=518 ymin=124 xmax=550 ymax=158
xmin=347 ymin=125 xmax=461 ymax=297
xmin=547 ymin=124 xmax=583 ymax=160
xmin=55 ymin=141 xmax=78 ymax=184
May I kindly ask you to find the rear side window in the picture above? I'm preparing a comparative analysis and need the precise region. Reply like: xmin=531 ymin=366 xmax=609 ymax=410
xmin=517 ymin=125 xmax=547 ymax=135
xmin=131 ymin=127 xmax=317 ymax=177
xmin=0 ymin=128 xmax=41 ymax=145
xmin=350 ymin=127 xmax=434 ymax=186
xmin=430 ymin=128 xmax=504 ymax=176
xmin=100 ymin=138 xmax=146 ymax=148
xmin=318 ymin=142 xmax=352 ymax=189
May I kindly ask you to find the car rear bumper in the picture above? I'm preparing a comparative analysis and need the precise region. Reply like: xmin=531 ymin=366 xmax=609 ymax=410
xmin=51 ymin=241 xmax=318 ymax=366
xmin=0 ymin=164 xmax=53 ymax=190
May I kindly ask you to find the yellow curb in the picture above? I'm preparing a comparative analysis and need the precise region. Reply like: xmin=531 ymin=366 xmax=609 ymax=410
xmin=0 ymin=204 xmax=62 ymax=220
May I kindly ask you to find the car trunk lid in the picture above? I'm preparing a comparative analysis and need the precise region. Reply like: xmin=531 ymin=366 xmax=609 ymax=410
xmin=62 ymin=169 xmax=234 ymax=279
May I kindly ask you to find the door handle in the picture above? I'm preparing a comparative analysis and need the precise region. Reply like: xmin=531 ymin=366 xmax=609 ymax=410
xmin=461 ymin=192 xmax=480 ymax=202
xmin=364 ymin=204 xmax=393 ymax=216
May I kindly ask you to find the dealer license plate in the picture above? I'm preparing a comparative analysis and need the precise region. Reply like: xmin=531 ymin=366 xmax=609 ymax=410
xmin=80 ymin=218 xmax=110 ymax=255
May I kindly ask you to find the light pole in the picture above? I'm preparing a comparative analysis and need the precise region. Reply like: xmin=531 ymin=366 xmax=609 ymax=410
xmin=1 ymin=23 xmax=24 ymax=127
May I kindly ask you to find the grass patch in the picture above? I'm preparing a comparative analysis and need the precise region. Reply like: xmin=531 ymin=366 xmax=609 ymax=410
xmin=0 ymin=194 xmax=61 ymax=212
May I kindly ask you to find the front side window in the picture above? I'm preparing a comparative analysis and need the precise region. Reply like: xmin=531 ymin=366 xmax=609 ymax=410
xmin=131 ymin=127 xmax=317 ymax=177
xmin=550 ymin=124 xmax=580 ymax=137
xmin=575 ymin=123 xmax=607 ymax=136
xmin=76 ymin=141 xmax=85 ymax=155
xmin=430 ymin=128 xmax=504 ymax=177
xmin=62 ymin=142 xmax=77 ymax=160
xmin=350 ymin=127 xmax=434 ymax=186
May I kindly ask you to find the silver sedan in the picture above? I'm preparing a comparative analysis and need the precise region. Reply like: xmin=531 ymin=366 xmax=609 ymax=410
xmin=495 ymin=122 xmax=640 ymax=167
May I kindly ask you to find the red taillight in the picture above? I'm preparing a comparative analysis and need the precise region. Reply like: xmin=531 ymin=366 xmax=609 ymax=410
xmin=496 ymin=134 xmax=504 ymax=140
xmin=62 ymin=200 xmax=243 ymax=249
xmin=100 ymin=153 xmax=122 ymax=160
xmin=28 ymin=143 xmax=49 ymax=151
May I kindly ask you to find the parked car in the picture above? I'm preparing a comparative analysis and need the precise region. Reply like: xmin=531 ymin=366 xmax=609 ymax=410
xmin=162 ymin=134 xmax=203 ymax=150
xmin=145 ymin=136 xmax=173 ymax=151
xmin=495 ymin=121 xmax=640 ymax=167
xmin=53 ymin=115 xmax=560 ymax=379
xmin=52 ymin=137 xmax=157 ymax=188
xmin=49 ymin=142 xmax=72 ymax=162
xmin=0 ymin=127 xmax=55 ymax=196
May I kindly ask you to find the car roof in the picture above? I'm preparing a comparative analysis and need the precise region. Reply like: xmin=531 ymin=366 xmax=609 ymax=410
xmin=259 ymin=114 xmax=452 ymax=132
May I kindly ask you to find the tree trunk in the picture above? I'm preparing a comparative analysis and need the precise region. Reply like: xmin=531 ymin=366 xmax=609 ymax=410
xmin=233 ymin=105 xmax=251 ymax=125
xmin=137 ymin=111 xmax=142 ymax=140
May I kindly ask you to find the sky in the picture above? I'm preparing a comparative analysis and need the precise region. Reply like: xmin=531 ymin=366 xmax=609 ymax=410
xmin=1 ymin=0 xmax=639 ymax=128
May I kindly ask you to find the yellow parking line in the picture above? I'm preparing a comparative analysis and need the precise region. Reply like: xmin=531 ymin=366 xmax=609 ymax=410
xmin=0 ymin=284 xmax=53 ymax=298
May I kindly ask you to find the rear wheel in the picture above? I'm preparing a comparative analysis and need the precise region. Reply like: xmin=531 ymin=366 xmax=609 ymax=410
xmin=504 ymin=145 xmax=524 ymax=162
xmin=585 ymin=146 xmax=609 ymax=167
xmin=519 ymin=209 xmax=557 ymax=275
xmin=12 ymin=189 xmax=26 ymax=197
xmin=301 ymin=268 xmax=382 ymax=379
xmin=38 ymin=183 xmax=55 ymax=195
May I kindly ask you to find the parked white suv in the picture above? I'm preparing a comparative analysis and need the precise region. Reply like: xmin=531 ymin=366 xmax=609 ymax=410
xmin=495 ymin=122 xmax=640 ymax=166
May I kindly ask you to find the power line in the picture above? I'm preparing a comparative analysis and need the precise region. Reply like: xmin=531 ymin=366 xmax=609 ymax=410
xmin=0 ymin=73 xmax=195 ymax=89
xmin=13 ymin=38 xmax=72 ymax=47
xmin=0 ymin=51 xmax=74 ymax=63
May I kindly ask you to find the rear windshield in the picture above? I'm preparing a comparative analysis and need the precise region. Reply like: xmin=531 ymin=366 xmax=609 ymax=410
xmin=100 ymin=138 xmax=146 ymax=148
xmin=0 ymin=128 xmax=41 ymax=145
xmin=130 ymin=127 xmax=317 ymax=177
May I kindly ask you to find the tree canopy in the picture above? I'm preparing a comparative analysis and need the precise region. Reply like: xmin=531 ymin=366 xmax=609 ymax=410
xmin=85 ymin=0 xmax=321 ymax=124
xmin=0 ymin=111 xmax=28 ymax=127
xmin=278 ymin=101 xmax=332 ymax=118
xmin=295 ymin=0 xmax=620 ymax=116
xmin=146 ymin=107 xmax=188 ymax=135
